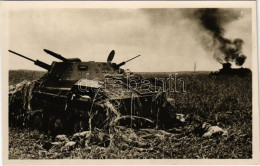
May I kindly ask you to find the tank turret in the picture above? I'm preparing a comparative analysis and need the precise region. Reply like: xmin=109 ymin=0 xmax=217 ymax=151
xmin=222 ymin=63 xmax=232 ymax=71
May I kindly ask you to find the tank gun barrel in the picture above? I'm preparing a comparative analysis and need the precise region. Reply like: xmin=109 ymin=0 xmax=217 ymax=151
xmin=117 ymin=55 xmax=141 ymax=67
xmin=8 ymin=50 xmax=51 ymax=70
xmin=9 ymin=50 xmax=35 ymax=62
xmin=44 ymin=49 xmax=68 ymax=62
xmin=125 ymin=55 xmax=141 ymax=63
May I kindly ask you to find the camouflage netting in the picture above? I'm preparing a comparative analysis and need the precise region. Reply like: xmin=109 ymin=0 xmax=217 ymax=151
xmin=8 ymin=77 xmax=167 ymax=131
xmin=88 ymin=88 xmax=167 ymax=130
xmin=9 ymin=74 xmax=48 ymax=128
xmin=9 ymin=80 xmax=37 ymax=127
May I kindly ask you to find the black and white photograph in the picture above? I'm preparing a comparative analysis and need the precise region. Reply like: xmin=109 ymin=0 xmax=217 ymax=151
xmin=1 ymin=1 xmax=259 ymax=165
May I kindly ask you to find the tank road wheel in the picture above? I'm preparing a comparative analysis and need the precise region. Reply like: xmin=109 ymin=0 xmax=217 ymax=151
xmin=53 ymin=118 xmax=64 ymax=134
xmin=30 ymin=112 xmax=44 ymax=130
xmin=48 ymin=117 xmax=65 ymax=141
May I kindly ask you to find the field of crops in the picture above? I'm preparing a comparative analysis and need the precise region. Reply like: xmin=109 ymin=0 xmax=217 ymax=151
xmin=9 ymin=70 xmax=252 ymax=159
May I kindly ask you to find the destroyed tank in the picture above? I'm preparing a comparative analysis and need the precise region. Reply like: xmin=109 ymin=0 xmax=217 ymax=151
xmin=210 ymin=62 xmax=251 ymax=77
xmin=9 ymin=49 xmax=177 ymax=137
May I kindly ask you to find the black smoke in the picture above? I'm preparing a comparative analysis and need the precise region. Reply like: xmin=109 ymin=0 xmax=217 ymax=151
xmin=191 ymin=9 xmax=247 ymax=66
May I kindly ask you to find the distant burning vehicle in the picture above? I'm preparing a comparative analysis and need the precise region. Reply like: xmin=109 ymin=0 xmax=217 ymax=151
xmin=211 ymin=62 xmax=251 ymax=76
xmin=189 ymin=9 xmax=251 ymax=77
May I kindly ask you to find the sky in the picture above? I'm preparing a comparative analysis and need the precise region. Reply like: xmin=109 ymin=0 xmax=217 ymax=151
xmin=8 ymin=8 xmax=252 ymax=72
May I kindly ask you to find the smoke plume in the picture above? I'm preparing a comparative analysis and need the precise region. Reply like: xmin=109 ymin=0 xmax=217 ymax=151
xmin=189 ymin=9 xmax=247 ymax=66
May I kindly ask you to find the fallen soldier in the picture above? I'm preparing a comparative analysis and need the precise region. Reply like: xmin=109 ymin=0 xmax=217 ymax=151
xmin=194 ymin=122 xmax=228 ymax=138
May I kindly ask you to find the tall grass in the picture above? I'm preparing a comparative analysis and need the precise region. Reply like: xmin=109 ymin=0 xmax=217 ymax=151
xmin=9 ymin=71 xmax=252 ymax=159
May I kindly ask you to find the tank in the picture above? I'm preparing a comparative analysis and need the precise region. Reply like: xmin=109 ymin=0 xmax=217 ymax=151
xmin=211 ymin=62 xmax=251 ymax=77
xmin=9 ymin=49 xmax=177 ymax=137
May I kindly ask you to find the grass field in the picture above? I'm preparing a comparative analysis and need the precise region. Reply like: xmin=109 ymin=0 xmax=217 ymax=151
xmin=9 ymin=70 xmax=46 ymax=85
xmin=9 ymin=70 xmax=252 ymax=159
